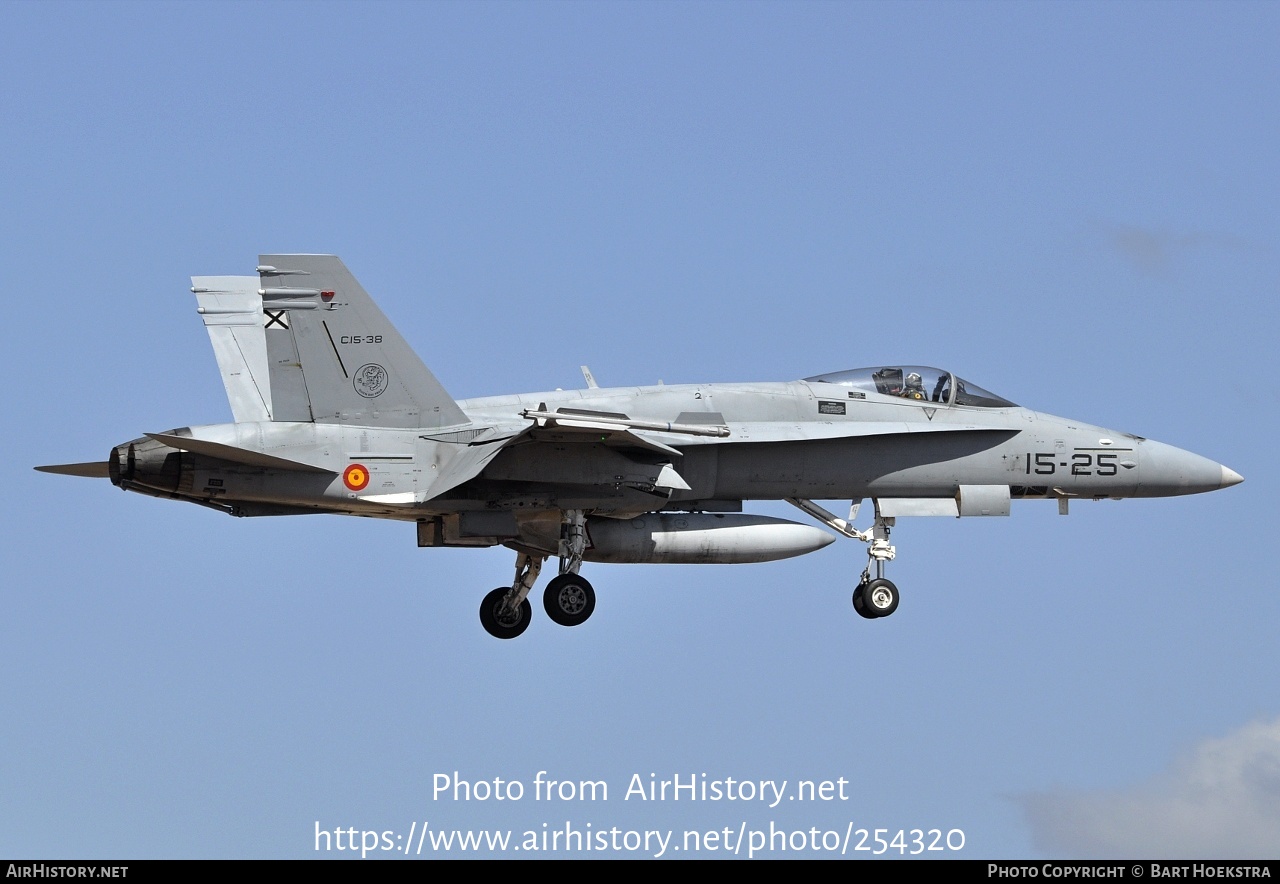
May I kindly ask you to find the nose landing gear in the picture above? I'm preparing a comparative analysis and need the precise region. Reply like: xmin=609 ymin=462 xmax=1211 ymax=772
xmin=786 ymin=498 xmax=901 ymax=621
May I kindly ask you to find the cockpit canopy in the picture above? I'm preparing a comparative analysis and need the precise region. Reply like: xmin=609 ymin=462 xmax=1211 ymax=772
xmin=803 ymin=366 xmax=1016 ymax=408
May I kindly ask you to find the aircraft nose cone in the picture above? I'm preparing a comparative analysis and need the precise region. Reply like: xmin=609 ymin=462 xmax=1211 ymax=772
xmin=1138 ymin=440 xmax=1242 ymax=497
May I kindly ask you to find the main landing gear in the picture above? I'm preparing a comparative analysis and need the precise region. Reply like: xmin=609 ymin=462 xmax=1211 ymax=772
xmin=479 ymin=552 xmax=540 ymax=640
xmin=786 ymin=498 xmax=901 ymax=621
xmin=543 ymin=573 xmax=596 ymax=626
xmin=478 ymin=510 xmax=598 ymax=639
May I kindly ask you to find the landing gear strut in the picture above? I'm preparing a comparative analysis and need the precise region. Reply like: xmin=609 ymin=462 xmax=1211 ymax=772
xmin=479 ymin=551 xmax=543 ymax=639
xmin=853 ymin=509 xmax=898 ymax=619
xmin=544 ymin=509 xmax=596 ymax=627
xmin=786 ymin=498 xmax=901 ymax=620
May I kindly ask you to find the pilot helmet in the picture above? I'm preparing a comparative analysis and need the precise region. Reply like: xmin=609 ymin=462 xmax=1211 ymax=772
xmin=906 ymin=372 xmax=922 ymax=386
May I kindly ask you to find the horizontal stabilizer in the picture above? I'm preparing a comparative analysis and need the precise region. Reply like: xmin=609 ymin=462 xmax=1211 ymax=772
xmin=34 ymin=461 xmax=110 ymax=478
xmin=145 ymin=433 xmax=333 ymax=473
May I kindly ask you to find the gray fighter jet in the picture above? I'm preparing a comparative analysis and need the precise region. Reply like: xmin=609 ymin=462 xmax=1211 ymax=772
xmin=37 ymin=255 xmax=1244 ymax=638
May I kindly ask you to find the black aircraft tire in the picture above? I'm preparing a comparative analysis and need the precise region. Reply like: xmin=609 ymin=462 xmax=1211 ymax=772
xmin=543 ymin=573 xmax=596 ymax=627
xmin=862 ymin=578 xmax=900 ymax=618
xmin=480 ymin=587 xmax=532 ymax=639
xmin=852 ymin=582 xmax=878 ymax=619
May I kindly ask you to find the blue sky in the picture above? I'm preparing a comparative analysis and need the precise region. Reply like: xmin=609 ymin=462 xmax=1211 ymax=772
xmin=2 ymin=1 xmax=1276 ymax=859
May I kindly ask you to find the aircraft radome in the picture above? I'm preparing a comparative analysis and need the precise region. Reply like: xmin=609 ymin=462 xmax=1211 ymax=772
xmin=36 ymin=255 xmax=1244 ymax=638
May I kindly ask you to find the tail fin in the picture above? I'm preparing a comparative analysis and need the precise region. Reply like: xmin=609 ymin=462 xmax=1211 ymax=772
xmin=257 ymin=255 xmax=469 ymax=429
xmin=192 ymin=276 xmax=273 ymax=422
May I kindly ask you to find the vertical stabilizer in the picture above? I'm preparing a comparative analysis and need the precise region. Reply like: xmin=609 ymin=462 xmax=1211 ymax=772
xmin=257 ymin=255 xmax=469 ymax=429
xmin=264 ymin=293 xmax=314 ymax=423
xmin=192 ymin=276 xmax=273 ymax=422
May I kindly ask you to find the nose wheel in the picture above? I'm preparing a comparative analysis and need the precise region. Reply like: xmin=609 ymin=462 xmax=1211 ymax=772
xmin=854 ymin=577 xmax=899 ymax=619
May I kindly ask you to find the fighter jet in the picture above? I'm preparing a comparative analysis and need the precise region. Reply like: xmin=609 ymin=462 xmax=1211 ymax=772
xmin=36 ymin=255 xmax=1243 ymax=638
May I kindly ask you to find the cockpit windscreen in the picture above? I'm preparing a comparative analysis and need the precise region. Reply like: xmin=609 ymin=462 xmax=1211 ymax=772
xmin=803 ymin=366 xmax=1016 ymax=408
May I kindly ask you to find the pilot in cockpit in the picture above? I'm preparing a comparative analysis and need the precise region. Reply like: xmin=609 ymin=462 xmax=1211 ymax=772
xmin=903 ymin=372 xmax=927 ymax=400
